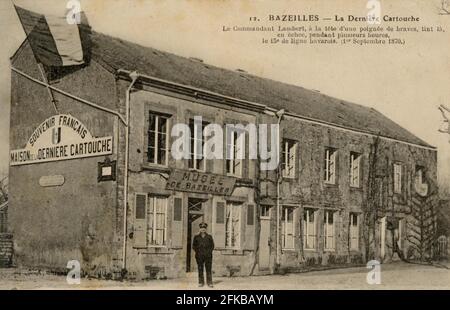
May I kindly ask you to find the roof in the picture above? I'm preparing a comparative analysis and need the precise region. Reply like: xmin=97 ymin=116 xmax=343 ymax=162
xmin=77 ymin=32 xmax=435 ymax=148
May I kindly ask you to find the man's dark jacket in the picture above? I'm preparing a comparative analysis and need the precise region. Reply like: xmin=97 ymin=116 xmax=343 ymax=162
xmin=193 ymin=233 xmax=215 ymax=258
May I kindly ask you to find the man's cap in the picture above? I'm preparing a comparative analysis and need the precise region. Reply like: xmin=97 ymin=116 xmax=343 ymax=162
xmin=199 ymin=222 xmax=208 ymax=228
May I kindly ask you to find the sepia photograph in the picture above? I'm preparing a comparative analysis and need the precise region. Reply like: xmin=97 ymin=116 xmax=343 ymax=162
xmin=0 ymin=0 xmax=449 ymax=302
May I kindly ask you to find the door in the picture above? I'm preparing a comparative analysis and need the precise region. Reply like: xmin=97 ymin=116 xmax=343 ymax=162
xmin=186 ymin=198 xmax=205 ymax=272
xmin=259 ymin=206 xmax=272 ymax=269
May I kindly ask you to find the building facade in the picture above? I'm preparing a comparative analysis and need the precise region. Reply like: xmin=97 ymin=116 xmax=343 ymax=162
xmin=8 ymin=31 xmax=438 ymax=279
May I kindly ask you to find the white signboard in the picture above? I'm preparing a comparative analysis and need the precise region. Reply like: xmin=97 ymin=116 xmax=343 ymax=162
xmin=10 ymin=114 xmax=113 ymax=166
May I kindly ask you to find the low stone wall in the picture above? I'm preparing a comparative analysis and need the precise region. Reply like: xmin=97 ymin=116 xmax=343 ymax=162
xmin=0 ymin=233 xmax=13 ymax=267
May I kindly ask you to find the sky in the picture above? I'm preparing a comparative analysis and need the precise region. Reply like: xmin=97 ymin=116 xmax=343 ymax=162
xmin=0 ymin=0 xmax=449 ymax=191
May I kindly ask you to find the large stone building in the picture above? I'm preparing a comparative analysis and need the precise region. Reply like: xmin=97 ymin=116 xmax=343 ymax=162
xmin=7 ymin=30 xmax=438 ymax=279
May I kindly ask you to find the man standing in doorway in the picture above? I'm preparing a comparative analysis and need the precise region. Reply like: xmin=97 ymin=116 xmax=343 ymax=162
xmin=193 ymin=222 xmax=215 ymax=287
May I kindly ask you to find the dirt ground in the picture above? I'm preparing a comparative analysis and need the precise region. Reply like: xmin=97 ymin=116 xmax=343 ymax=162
xmin=0 ymin=261 xmax=449 ymax=290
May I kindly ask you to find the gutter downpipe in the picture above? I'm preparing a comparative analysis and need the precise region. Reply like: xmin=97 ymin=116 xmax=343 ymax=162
xmin=122 ymin=71 xmax=139 ymax=273
xmin=275 ymin=109 xmax=285 ymax=268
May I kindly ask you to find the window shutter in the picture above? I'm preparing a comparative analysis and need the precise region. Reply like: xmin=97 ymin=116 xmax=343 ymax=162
xmin=244 ymin=204 xmax=256 ymax=250
xmin=133 ymin=194 xmax=147 ymax=248
xmin=214 ymin=201 xmax=226 ymax=248
xmin=216 ymin=202 xmax=225 ymax=224
xmin=171 ymin=197 xmax=183 ymax=248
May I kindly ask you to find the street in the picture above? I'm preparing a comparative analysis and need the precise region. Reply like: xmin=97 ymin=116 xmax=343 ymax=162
xmin=0 ymin=261 xmax=449 ymax=290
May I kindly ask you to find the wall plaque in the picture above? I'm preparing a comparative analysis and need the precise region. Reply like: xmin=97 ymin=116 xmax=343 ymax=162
xmin=166 ymin=169 xmax=236 ymax=196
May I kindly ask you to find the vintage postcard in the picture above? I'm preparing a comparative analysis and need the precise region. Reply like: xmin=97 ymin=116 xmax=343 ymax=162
xmin=0 ymin=0 xmax=449 ymax=295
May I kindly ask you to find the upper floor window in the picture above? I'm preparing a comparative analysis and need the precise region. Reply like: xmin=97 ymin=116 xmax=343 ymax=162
xmin=188 ymin=119 xmax=208 ymax=171
xmin=393 ymin=163 xmax=402 ymax=194
xmin=324 ymin=148 xmax=337 ymax=184
xmin=350 ymin=152 xmax=361 ymax=188
xmin=415 ymin=165 xmax=425 ymax=186
xmin=282 ymin=139 xmax=297 ymax=178
xmin=303 ymin=208 xmax=317 ymax=250
xmin=323 ymin=210 xmax=335 ymax=251
xmin=226 ymin=127 xmax=245 ymax=177
xmin=147 ymin=112 xmax=170 ymax=166
xmin=281 ymin=206 xmax=295 ymax=249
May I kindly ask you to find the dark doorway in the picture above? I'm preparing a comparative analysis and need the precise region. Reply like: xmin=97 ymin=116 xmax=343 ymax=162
xmin=186 ymin=198 xmax=205 ymax=272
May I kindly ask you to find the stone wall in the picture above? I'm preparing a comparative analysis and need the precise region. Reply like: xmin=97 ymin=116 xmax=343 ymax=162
xmin=0 ymin=233 xmax=13 ymax=268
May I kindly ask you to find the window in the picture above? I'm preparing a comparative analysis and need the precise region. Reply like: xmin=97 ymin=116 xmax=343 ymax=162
xmin=323 ymin=210 xmax=335 ymax=250
xmin=225 ymin=202 xmax=241 ymax=248
xmin=148 ymin=112 xmax=170 ymax=166
xmin=350 ymin=213 xmax=359 ymax=251
xmin=282 ymin=139 xmax=297 ymax=178
xmin=303 ymin=208 xmax=316 ymax=249
xmin=260 ymin=206 xmax=271 ymax=218
xmin=188 ymin=119 xmax=208 ymax=171
xmin=350 ymin=152 xmax=361 ymax=188
xmin=226 ymin=128 xmax=245 ymax=177
xmin=282 ymin=206 xmax=295 ymax=249
xmin=415 ymin=166 xmax=424 ymax=185
xmin=148 ymin=196 xmax=168 ymax=246
xmin=394 ymin=163 xmax=402 ymax=194
xmin=324 ymin=148 xmax=337 ymax=184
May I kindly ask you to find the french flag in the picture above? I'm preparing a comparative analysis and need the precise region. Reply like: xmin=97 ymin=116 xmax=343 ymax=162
xmin=14 ymin=5 xmax=91 ymax=67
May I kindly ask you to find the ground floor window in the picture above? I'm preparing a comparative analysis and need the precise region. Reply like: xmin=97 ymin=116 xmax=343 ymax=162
xmin=324 ymin=210 xmax=335 ymax=250
xmin=303 ymin=208 xmax=316 ymax=250
xmin=282 ymin=206 xmax=295 ymax=249
xmin=350 ymin=213 xmax=359 ymax=251
xmin=148 ymin=196 xmax=168 ymax=246
xmin=225 ymin=202 xmax=241 ymax=249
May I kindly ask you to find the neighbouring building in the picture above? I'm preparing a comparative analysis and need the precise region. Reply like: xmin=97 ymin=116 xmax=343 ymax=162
xmin=8 ymin=30 xmax=438 ymax=279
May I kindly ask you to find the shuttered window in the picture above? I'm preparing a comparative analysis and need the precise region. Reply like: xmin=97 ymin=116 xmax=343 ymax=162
xmin=148 ymin=197 xmax=168 ymax=246
xmin=225 ymin=202 xmax=241 ymax=249
xmin=133 ymin=194 xmax=168 ymax=248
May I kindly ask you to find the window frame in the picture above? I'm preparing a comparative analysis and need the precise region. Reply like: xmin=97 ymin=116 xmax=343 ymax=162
xmin=324 ymin=148 xmax=337 ymax=184
xmin=260 ymin=205 xmax=272 ymax=219
xmin=188 ymin=118 xmax=208 ymax=171
xmin=393 ymin=163 xmax=403 ymax=194
xmin=226 ymin=127 xmax=245 ymax=177
xmin=349 ymin=152 xmax=361 ymax=188
xmin=281 ymin=139 xmax=297 ymax=179
xmin=349 ymin=212 xmax=359 ymax=251
xmin=303 ymin=208 xmax=317 ymax=250
xmin=323 ymin=210 xmax=336 ymax=251
xmin=281 ymin=206 xmax=295 ymax=250
xmin=225 ymin=202 xmax=241 ymax=249
xmin=147 ymin=196 xmax=168 ymax=247
xmin=147 ymin=111 xmax=170 ymax=167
